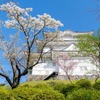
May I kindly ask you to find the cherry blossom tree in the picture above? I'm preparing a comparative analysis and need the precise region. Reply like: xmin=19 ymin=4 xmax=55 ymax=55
xmin=0 ymin=2 xmax=63 ymax=89
xmin=57 ymin=55 xmax=77 ymax=83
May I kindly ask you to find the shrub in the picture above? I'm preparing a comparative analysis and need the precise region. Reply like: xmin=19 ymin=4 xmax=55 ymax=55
xmin=93 ymin=80 xmax=100 ymax=90
xmin=61 ymin=84 xmax=78 ymax=96
xmin=52 ymin=83 xmax=66 ymax=92
xmin=47 ymin=81 xmax=57 ymax=86
xmin=10 ymin=86 xmax=65 ymax=100
xmin=0 ymin=89 xmax=10 ymax=100
xmin=66 ymin=89 xmax=100 ymax=100
xmin=10 ymin=86 xmax=40 ymax=100
xmin=75 ymin=78 xmax=91 ymax=89
xmin=31 ymin=89 xmax=65 ymax=100
xmin=33 ymin=83 xmax=53 ymax=90
xmin=49 ymin=82 xmax=78 ymax=96
xmin=20 ymin=84 xmax=34 ymax=88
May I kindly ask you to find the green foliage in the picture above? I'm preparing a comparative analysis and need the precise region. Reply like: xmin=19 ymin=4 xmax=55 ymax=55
xmin=0 ymin=89 xmax=10 ymax=100
xmin=10 ymin=86 xmax=40 ymax=100
xmin=31 ymin=89 xmax=65 ymax=100
xmin=10 ymin=85 xmax=65 ymax=100
xmin=76 ymin=34 xmax=99 ymax=54
xmin=33 ymin=83 xmax=53 ymax=90
xmin=53 ymin=83 xmax=66 ymax=91
xmin=61 ymin=84 xmax=78 ymax=96
xmin=47 ymin=81 xmax=58 ymax=86
xmin=93 ymin=80 xmax=100 ymax=90
xmin=46 ymin=81 xmax=78 ymax=96
xmin=66 ymin=89 xmax=100 ymax=100
xmin=0 ymin=80 xmax=100 ymax=100
xmin=75 ymin=78 xmax=91 ymax=89
xmin=20 ymin=84 xmax=34 ymax=88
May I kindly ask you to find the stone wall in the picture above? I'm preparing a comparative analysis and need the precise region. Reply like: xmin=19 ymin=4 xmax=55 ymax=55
xmin=27 ymin=74 xmax=97 ymax=81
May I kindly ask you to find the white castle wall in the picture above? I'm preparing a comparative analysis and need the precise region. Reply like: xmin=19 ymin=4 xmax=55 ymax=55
xmin=32 ymin=59 xmax=98 ymax=76
xmin=32 ymin=62 xmax=59 ymax=75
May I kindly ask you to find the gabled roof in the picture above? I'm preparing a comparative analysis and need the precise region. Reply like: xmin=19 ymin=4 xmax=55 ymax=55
xmin=63 ymin=43 xmax=79 ymax=51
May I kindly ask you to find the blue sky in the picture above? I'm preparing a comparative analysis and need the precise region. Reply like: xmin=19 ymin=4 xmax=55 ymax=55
xmin=0 ymin=0 xmax=100 ymax=84
xmin=16 ymin=0 xmax=100 ymax=33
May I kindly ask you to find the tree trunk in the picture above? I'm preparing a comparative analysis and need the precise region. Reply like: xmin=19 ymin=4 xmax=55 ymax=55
xmin=66 ymin=72 xmax=73 ymax=84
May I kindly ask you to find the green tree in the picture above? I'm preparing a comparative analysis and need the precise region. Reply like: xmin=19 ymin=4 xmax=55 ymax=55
xmin=76 ymin=30 xmax=100 ymax=81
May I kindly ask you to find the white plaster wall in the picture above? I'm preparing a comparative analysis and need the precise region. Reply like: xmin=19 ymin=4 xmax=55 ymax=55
xmin=32 ymin=59 xmax=98 ymax=76
xmin=72 ymin=62 xmax=97 ymax=75
xmin=59 ymin=58 xmax=98 ymax=75
xmin=43 ymin=47 xmax=50 ymax=52
xmin=52 ymin=44 xmax=78 ymax=51
xmin=61 ymin=37 xmax=74 ymax=40
xmin=53 ymin=46 xmax=65 ymax=50
xmin=32 ymin=62 xmax=59 ymax=75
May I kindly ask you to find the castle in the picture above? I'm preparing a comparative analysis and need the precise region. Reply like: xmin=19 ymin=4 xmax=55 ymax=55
xmin=27 ymin=30 xmax=98 ymax=81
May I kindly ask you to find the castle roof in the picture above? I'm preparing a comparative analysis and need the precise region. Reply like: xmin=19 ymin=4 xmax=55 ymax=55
xmin=44 ymin=30 xmax=93 ymax=40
